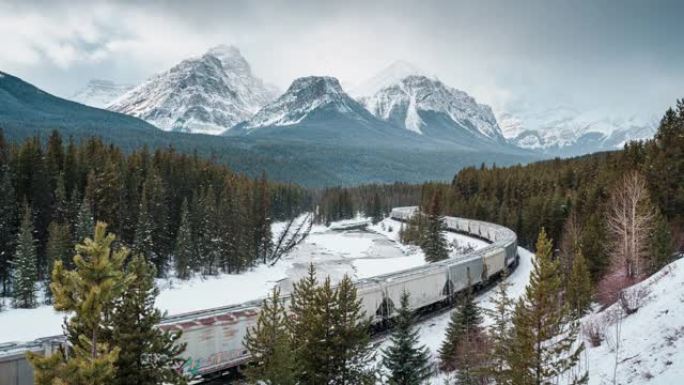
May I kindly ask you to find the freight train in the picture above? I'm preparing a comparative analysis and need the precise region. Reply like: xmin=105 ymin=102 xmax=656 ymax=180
xmin=0 ymin=207 xmax=518 ymax=384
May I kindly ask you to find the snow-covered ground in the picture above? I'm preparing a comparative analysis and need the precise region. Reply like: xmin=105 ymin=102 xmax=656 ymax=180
xmin=0 ymin=215 xmax=487 ymax=344
xmin=580 ymin=259 xmax=684 ymax=385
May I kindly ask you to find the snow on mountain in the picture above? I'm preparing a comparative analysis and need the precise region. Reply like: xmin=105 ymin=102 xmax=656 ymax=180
xmin=350 ymin=60 xmax=425 ymax=98
xmin=362 ymin=75 xmax=505 ymax=142
xmin=70 ymin=79 xmax=134 ymax=108
xmin=108 ymin=45 xmax=278 ymax=135
xmin=239 ymin=76 xmax=375 ymax=130
xmin=497 ymin=105 xmax=658 ymax=155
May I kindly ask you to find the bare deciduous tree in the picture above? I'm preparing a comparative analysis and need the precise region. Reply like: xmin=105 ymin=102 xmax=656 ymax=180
xmin=269 ymin=213 xmax=313 ymax=266
xmin=606 ymin=171 xmax=656 ymax=280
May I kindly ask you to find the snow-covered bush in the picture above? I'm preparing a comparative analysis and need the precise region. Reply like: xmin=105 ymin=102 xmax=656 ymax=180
xmin=582 ymin=315 xmax=606 ymax=347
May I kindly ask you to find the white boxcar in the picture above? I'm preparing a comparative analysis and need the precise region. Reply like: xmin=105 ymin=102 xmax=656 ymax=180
xmin=161 ymin=306 xmax=259 ymax=377
xmin=382 ymin=265 xmax=448 ymax=313
xmin=447 ymin=256 xmax=485 ymax=293
xmin=355 ymin=279 xmax=386 ymax=321
xmin=482 ymin=247 xmax=506 ymax=279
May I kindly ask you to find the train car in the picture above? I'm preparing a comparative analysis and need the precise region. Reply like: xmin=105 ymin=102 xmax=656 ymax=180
xmin=446 ymin=255 xmax=485 ymax=294
xmin=482 ymin=247 xmax=506 ymax=280
xmin=354 ymin=278 xmax=386 ymax=321
xmin=160 ymin=303 xmax=261 ymax=377
xmin=380 ymin=264 xmax=448 ymax=314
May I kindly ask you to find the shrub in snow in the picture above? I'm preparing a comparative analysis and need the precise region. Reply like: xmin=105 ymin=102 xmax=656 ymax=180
xmin=582 ymin=316 xmax=606 ymax=347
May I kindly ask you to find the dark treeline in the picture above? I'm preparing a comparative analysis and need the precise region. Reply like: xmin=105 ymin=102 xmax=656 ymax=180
xmin=315 ymin=182 xmax=423 ymax=225
xmin=0 ymin=130 xmax=311 ymax=301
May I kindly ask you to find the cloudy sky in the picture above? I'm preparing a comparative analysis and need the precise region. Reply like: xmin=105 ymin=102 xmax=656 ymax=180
xmin=1 ymin=0 xmax=682 ymax=118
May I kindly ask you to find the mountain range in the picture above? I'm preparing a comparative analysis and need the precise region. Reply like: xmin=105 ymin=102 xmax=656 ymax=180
xmin=67 ymin=47 xmax=655 ymax=156
xmin=496 ymin=104 xmax=657 ymax=156
xmin=0 ymin=67 xmax=536 ymax=187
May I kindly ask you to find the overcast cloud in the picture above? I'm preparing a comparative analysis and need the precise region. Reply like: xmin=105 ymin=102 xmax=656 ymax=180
xmin=1 ymin=0 xmax=682 ymax=118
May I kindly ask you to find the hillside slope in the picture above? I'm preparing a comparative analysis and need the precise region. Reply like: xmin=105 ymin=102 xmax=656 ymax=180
xmin=0 ymin=71 xmax=160 ymax=138
xmin=581 ymin=258 xmax=684 ymax=385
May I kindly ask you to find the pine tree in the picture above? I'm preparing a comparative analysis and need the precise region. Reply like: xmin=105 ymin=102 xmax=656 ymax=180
xmin=369 ymin=192 xmax=383 ymax=224
xmin=0 ymin=167 xmax=17 ymax=296
xmin=44 ymin=221 xmax=72 ymax=303
xmin=133 ymin=186 xmax=156 ymax=267
xmin=287 ymin=265 xmax=374 ymax=385
xmin=508 ymin=228 xmax=588 ymax=385
xmin=28 ymin=222 xmax=127 ymax=385
xmin=566 ymin=249 xmax=592 ymax=317
xmin=438 ymin=278 xmax=484 ymax=376
xmin=142 ymin=170 xmax=171 ymax=271
xmin=75 ymin=197 xmax=94 ymax=243
xmin=289 ymin=264 xmax=321 ymax=385
xmin=382 ymin=291 xmax=432 ymax=385
xmin=13 ymin=203 xmax=38 ymax=308
xmin=331 ymin=275 xmax=374 ymax=385
xmin=111 ymin=254 xmax=187 ymax=385
xmin=174 ymin=198 xmax=193 ymax=280
xmin=422 ymin=191 xmax=449 ymax=263
xmin=255 ymin=172 xmax=273 ymax=264
xmin=53 ymin=173 xmax=69 ymax=225
xmin=649 ymin=210 xmax=673 ymax=273
xmin=243 ymin=287 xmax=295 ymax=385
xmin=482 ymin=278 xmax=514 ymax=385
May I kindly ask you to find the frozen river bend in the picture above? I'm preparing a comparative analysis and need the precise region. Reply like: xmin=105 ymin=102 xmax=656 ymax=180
xmin=0 ymin=216 xmax=487 ymax=344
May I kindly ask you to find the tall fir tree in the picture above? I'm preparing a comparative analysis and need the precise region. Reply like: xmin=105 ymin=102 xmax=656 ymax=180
xmin=44 ymin=221 xmax=72 ymax=303
xmin=288 ymin=264 xmax=321 ymax=385
xmin=111 ymin=254 xmax=187 ymax=385
xmin=382 ymin=291 xmax=432 ymax=385
xmin=566 ymin=249 xmax=592 ymax=317
xmin=508 ymin=228 xmax=588 ymax=385
xmin=369 ymin=192 xmax=384 ymax=225
xmin=28 ymin=222 xmax=128 ymax=385
xmin=174 ymin=198 xmax=194 ymax=280
xmin=482 ymin=278 xmax=514 ymax=385
xmin=0 ymin=167 xmax=17 ymax=296
xmin=255 ymin=172 xmax=273 ymax=265
xmin=13 ymin=202 xmax=38 ymax=308
xmin=133 ymin=186 xmax=156 ymax=267
xmin=243 ymin=287 xmax=295 ymax=385
xmin=142 ymin=170 xmax=171 ymax=271
xmin=331 ymin=275 xmax=374 ymax=385
xmin=438 ymin=277 xmax=485 ymax=380
xmin=422 ymin=191 xmax=449 ymax=263
xmin=75 ymin=197 xmax=94 ymax=243
xmin=649 ymin=210 xmax=673 ymax=273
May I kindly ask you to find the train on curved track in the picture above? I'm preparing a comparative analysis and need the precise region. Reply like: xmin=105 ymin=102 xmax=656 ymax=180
xmin=0 ymin=207 xmax=518 ymax=385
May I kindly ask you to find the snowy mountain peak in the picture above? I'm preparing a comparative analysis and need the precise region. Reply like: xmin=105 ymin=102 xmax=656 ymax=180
xmin=363 ymin=75 xmax=505 ymax=142
xmin=204 ymin=44 xmax=250 ymax=73
xmin=108 ymin=45 xmax=278 ymax=135
xmin=498 ymin=104 xmax=658 ymax=155
xmin=240 ymin=76 xmax=368 ymax=129
xmin=351 ymin=60 xmax=424 ymax=97
xmin=70 ymin=79 xmax=134 ymax=108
